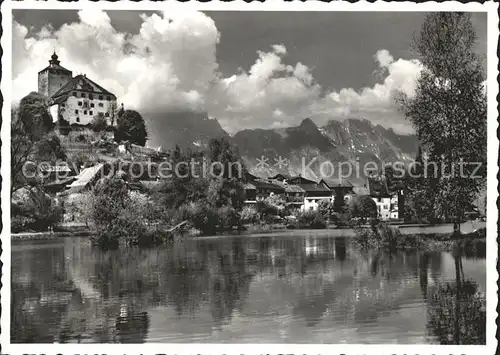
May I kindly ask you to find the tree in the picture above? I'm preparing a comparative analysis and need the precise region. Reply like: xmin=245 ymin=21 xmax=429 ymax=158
xmin=398 ymin=13 xmax=486 ymax=230
xmin=349 ymin=195 xmax=377 ymax=223
xmin=11 ymin=101 xmax=65 ymax=194
xmin=115 ymin=109 xmax=148 ymax=146
xmin=18 ymin=92 xmax=53 ymax=140
xmin=318 ymin=199 xmax=335 ymax=222
xmin=90 ymin=113 xmax=108 ymax=132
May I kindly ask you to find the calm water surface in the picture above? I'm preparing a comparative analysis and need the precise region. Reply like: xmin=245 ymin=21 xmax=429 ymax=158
xmin=11 ymin=233 xmax=486 ymax=344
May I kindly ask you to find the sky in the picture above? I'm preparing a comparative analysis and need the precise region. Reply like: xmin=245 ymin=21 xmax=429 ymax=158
xmin=12 ymin=10 xmax=487 ymax=135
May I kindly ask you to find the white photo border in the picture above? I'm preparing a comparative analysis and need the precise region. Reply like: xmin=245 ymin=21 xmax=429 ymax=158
xmin=1 ymin=1 xmax=498 ymax=355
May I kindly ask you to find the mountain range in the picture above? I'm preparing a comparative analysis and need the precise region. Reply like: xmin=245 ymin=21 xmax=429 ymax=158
xmin=146 ymin=112 xmax=419 ymax=183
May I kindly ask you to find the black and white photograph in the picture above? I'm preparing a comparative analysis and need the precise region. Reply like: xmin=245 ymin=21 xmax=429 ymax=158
xmin=1 ymin=1 xmax=497 ymax=354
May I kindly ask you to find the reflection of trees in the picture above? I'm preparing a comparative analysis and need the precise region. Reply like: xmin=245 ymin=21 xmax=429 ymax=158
xmin=11 ymin=244 xmax=69 ymax=343
xmin=427 ymin=253 xmax=486 ymax=345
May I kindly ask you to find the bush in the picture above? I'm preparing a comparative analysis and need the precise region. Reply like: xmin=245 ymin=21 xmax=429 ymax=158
xmin=11 ymin=188 xmax=64 ymax=232
xmin=90 ymin=114 xmax=108 ymax=132
xmin=349 ymin=195 xmax=378 ymax=224
xmin=240 ymin=205 xmax=259 ymax=225
xmin=297 ymin=210 xmax=327 ymax=229
xmin=217 ymin=205 xmax=241 ymax=231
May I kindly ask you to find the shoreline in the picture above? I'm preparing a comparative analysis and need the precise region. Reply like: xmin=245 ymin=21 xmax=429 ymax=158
xmin=11 ymin=221 xmax=485 ymax=242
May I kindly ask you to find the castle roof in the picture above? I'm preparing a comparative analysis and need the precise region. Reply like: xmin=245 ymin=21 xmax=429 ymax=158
xmin=51 ymin=74 xmax=116 ymax=101
xmin=38 ymin=52 xmax=72 ymax=75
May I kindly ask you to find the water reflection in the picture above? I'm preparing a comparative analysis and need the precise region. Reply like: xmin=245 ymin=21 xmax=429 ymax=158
xmin=11 ymin=234 xmax=486 ymax=344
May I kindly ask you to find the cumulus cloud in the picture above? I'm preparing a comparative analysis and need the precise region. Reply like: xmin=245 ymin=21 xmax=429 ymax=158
xmin=13 ymin=10 xmax=422 ymax=135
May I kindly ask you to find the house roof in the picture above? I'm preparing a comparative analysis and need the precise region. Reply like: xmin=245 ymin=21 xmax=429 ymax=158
xmin=288 ymin=176 xmax=318 ymax=185
xmin=353 ymin=186 xmax=370 ymax=195
xmin=299 ymin=183 xmax=331 ymax=193
xmin=38 ymin=52 xmax=72 ymax=75
xmin=269 ymin=173 xmax=293 ymax=181
xmin=284 ymin=185 xmax=305 ymax=193
xmin=243 ymin=183 xmax=257 ymax=190
xmin=321 ymin=178 xmax=353 ymax=189
xmin=68 ymin=163 xmax=104 ymax=188
xmin=51 ymin=74 xmax=116 ymax=100
xmin=39 ymin=164 xmax=73 ymax=173
xmin=268 ymin=180 xmax=305 ymax=193
xmin=252 ymin=179 xmax=285 ymax=191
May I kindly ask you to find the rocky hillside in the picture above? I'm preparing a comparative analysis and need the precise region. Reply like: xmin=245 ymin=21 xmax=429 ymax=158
xmin=146 ymin=111 xmax=229 ymax=150
xmin=232 ymin=118 xmax=419 ymax=182
xmin=144 ymin=112 xmax=419 ymax=183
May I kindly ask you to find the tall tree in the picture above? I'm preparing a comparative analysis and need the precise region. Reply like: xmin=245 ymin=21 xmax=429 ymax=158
xmin=115 ymin=109 xmax=148 ymax=146
xmin=11 ymin=98 xmax=65 ymax=193
xmin=398 ymin=13 xmax=486 ymax=229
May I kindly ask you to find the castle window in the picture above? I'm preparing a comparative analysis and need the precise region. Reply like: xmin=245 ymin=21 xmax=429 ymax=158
xmin=105 ymin=112 xmax=109 ymax=117
xmin=76 ymin=117 xmax=80 ymax=123
xmin=98 ymin=103 xmax=104 ymax=107
xmin=78 ymin=101 xmax=82 ymax=106
xmin=75 ymin=109 xmax=78 ymax=114
xmin=81 ymin=93 xmax=86 ymax=98
xmin=89 ymin=111 xmax=93 ymax=116
xmin=84 ymin=110 xmax=88 ymax=115
xmin=99 ymin=95 xmax=103 ymax=100
xmin=73 ymin=91 xmax=77 ymax=96
xmin=90 ymin=103 xmax=95 ymax=108
xmin=89 ymin=94 xmax=94 ymax=100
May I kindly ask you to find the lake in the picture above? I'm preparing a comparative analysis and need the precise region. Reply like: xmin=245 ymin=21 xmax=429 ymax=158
xmin=11 ymin=233 xmax=486 ymax=344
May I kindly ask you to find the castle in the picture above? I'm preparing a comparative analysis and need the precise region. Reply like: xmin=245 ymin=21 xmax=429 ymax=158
xmin=38 ymin=51 xmax=118 ymax=126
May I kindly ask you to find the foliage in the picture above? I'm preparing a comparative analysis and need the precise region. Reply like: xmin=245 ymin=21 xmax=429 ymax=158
xmin=87 ymin=178 xmax=147 ymax=247
xmin=349 ymin=195 xmax=377 ymax=223
xmin=11 ymin=101 xmax=66 ymax=193
xmin=114 ymin=110 xmax=148 ymax=146
xmin=428 ymin=279 xmax=486 ymax=344
xmin=18 ymin=92 xmax=53 ymax=140
xmin=217 ymin=205 xmax=241 ymax=231
xmin=63 ymin=192 xmax=94 ymax=226
xmin=317 ymin=199 xmax=335 ymax=222
xmin=56 ymin=116 xmax=70 ymax=135
xmin=398 ymin=13 xmax=486 ymax=227
xmin=297 ymin=210 xmax=327 ymax=229
xmin=90 ymin=113 xmax=108 ymax=132
xmin=11 ymin=187 xmax=64 ymax=232
xmin=240 ymin=205 xmax=259 ymax=225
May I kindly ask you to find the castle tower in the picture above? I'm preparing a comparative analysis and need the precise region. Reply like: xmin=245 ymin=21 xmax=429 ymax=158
xmin=38 ymin=51 xmax=73 ymax=98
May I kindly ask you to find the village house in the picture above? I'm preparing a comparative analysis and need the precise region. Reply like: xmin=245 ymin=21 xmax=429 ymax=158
xmin=366 ymin=176 xmax=404 ymax=221
xmin=39 ymin=52 xmax=118 ymax=126
xmin=320 ymin=178 xmax=354 ymax=205
xmin=283 ymin=176 xmax=332 ymax=211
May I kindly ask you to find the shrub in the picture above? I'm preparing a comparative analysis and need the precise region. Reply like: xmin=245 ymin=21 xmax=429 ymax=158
xmin=217 ymin=205 xmax=240 ymax=231
xmin=297 ymin=210 xmax=327 ymax=229
xmin=11 ymin=188 xmax=64 ymax=232
xmin=240 ymin=205 xmax=259 ymax=225
xmin=90 ymin=114 xmax=108 ymax=132
xmin=349 ymin=195 xmax=378 ymax=223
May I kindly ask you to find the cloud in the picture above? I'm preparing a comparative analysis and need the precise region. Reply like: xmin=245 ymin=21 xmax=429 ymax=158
xmin=13 ymin=10 xmax=422 ymax=136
